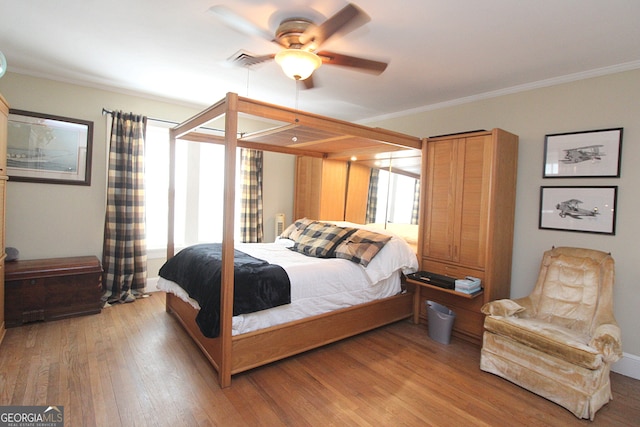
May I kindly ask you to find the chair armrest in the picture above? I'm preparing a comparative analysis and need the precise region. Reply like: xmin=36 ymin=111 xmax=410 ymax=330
xmin=589 ymin=324 xmax=623 ymax=363
xmin=481 ymin=299 xmax=526 ymax=317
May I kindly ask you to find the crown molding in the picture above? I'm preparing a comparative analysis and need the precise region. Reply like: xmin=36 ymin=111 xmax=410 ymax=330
xmin=361 ymin=61 xmax=640 ymax=124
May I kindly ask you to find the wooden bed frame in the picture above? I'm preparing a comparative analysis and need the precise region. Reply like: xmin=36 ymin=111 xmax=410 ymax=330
xmin=165 ymin=93 xmax=422 ymax=387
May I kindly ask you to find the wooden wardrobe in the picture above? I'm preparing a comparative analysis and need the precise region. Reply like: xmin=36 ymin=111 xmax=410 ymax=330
xmin=412 ymin=128 xmax=518 ymax=344
xmin=293 ymin=157 xmax=370 ymax=223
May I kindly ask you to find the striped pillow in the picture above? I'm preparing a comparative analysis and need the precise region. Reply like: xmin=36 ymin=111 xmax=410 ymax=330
xmin=279 ymin=218 xmax=314 ymax=241
xmin=290 ymin=221 xmax=355 ymax=258
xmin=334 ymin=229 xmax=392 ymax=267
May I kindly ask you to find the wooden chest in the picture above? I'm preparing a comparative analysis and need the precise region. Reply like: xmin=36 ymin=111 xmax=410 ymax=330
xmin=5 ymin=256 xmax=103 ymax=327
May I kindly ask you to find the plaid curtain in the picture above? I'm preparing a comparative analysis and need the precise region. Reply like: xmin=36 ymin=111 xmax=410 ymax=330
xmin=102 ymin=111 xmax=147 ymax=305
xmin=411 ymin=179 xmax=420 ymax=225
xmin=240 ymin=148 xmax=263 ymax=242
xmin=365 ymin=168 xmax=379 ymax=224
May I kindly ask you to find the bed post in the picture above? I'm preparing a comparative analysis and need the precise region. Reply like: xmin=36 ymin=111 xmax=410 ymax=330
xmin=219 ymin=92 xmax=239 ymax=388
xmin=166 ymin=127 xmax=177 ymax=312
xmin=167 ymin=133 xmax=177 ymax=256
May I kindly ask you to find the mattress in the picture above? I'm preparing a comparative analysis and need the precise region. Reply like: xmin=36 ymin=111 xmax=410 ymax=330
xmin=158 ymin=229 xmax=418 ymax=336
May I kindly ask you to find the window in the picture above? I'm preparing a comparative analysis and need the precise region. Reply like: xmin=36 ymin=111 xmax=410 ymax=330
xmin=373 ymin=169 xmax=418 ymax=224
xmin=144 ymin=123 xmax=170 ymax=250
xmin=145 ymin=122 xmax=241 ymax=253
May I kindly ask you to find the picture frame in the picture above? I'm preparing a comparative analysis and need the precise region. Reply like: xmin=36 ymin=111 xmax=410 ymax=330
xmin=543 ymin=128 xmax=623 ymax=178
xmin=7 ymin=109 xmax=93 ymax=185
xmin=539 ymin=186 xmax=617 ymax=235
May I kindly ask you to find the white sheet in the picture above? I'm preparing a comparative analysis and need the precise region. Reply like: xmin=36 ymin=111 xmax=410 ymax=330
xmin=157 ymin=230 xmax=418 ymax=336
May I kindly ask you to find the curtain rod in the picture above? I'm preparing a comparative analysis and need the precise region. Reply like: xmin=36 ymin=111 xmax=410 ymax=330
xmin=101 ymin=108 xmax=174 ymax=125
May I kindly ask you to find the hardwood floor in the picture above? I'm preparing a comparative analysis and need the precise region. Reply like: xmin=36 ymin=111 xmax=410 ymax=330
xmin=0 ymin=292 xmax=638 ymax=426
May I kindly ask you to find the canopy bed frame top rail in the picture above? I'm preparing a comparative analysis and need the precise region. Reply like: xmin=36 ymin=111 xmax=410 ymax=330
xmin=165 ymin=92 xmax=421 ymax=388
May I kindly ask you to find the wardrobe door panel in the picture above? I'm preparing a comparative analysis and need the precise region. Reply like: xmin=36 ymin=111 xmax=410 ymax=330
xmin=423 ymin=139 xmax=457 ymax=261
xmin=293 ymin=157 xmax=347 ymax=222
xmin=456 ymin=135 xmax=491 ymax=269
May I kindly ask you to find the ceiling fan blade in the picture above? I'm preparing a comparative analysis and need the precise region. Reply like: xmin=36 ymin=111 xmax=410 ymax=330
xmin=299 ymin=74 xmax=315 ymax=89
xmin=317 ymin=51 xmax=388 ymax=74
xmin=300 ymin=3 xmax=370 ymax=49
xmin=209 ymin=5 xmax=282 ymax=46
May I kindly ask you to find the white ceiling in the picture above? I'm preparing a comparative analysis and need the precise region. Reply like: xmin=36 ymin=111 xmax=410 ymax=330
xmin=1 ymin=0 xmax=639 ymax=122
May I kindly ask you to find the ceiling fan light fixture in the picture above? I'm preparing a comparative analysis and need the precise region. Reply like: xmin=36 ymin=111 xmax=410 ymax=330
xmin=275 ymin=49 xmax=321 ymax=81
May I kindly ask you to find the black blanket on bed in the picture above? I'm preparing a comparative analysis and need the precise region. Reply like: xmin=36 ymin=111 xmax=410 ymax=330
xmin=159 ymin=243 xmax=291 ymax=338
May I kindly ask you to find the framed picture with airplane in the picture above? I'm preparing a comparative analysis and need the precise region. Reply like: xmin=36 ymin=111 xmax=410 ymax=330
xmin=543 ymin=128 xmax=623 ymax=178
xmin=539 ymin=186 xmax=618 ymax=235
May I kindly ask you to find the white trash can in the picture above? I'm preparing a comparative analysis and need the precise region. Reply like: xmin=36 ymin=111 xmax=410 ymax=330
xmin=426 ymin=300 xmax=456 ymax=344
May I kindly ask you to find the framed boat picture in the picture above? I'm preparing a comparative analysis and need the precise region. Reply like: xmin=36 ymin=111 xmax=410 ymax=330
xmin=7 ymin=109 xmax=93 ymax=185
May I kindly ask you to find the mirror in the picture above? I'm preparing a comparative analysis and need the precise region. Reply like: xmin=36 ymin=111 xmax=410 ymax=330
xmin=349 ymin=149 xmax=421 ymax=251
xmin=369 ymin=160 xmax=420 ymax=225
xmin=356 ymin=150 xmax=421 ymax=224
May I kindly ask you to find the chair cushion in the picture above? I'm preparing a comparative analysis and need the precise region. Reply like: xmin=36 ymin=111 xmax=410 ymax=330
xmin=537 ymin=254 xmax=600 ymax=334
xmin=484 ymin=315 xmax=603 ymax=370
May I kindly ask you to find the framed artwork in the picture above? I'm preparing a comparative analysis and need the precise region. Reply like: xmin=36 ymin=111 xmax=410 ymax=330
xmin=543 ymin=128 xmax=623 ymax=178
xmin=7 ymin=109 xmax=93 ymax=185
xmin=539 ymin=186 xmax=617 ymax=235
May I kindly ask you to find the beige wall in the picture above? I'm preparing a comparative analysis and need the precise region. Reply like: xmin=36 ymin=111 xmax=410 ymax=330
xmin=368 ymin=69 xmax=640 ymax=369
xmin=263 ymin=151 xmax=295 ymax=242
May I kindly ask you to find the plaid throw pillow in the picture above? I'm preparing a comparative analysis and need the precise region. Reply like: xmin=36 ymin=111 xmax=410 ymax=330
xmin=290 ymin=221 xmax=356 ymax=258
xmin=334 ymin=229 xmax=392 ymax=267
xmin=279 ymin=218 xmax=314 ymax=241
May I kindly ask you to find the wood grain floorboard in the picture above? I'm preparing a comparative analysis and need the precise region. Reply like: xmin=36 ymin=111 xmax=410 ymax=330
xmin=0 ymin=292 xmax=638 ymax=426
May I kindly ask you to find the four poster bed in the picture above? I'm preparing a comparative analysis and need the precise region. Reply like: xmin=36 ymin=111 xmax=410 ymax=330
xmin=161 ymin=93 xmax=422 ymax=387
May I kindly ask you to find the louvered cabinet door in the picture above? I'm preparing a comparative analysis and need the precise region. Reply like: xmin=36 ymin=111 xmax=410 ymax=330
xmin=453 ymin=134 xmax=492 ymax=269
xmin=422 ymin=138 xmax=458 ymax=262
xmin=293 ymin=156 xmax=347 ymax=222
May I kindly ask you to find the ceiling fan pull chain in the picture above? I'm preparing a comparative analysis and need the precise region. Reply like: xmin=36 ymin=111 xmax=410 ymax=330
xmin=246 ymin=68 xmax=250 ymax=98
xmin=292 ymin=82 xmax=300 ymax=142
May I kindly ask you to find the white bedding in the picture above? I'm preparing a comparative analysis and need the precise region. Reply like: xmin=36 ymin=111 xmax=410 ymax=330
xmin=157 ymin=225 xmax=418 ymax=336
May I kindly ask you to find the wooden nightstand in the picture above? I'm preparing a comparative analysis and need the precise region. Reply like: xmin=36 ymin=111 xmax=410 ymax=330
xmin=5 ymin=256 xmax=103 ymax=327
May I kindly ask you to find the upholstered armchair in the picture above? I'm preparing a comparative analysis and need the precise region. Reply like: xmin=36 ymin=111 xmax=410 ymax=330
xmin=480 ymin=247 xmax=622 ymax=420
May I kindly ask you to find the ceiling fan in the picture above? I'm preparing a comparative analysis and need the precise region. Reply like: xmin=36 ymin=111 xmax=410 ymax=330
xmin=210 ymin=3 xmax=388 ymax=88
